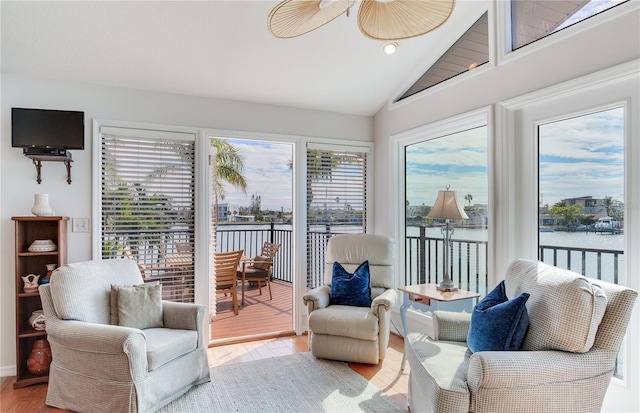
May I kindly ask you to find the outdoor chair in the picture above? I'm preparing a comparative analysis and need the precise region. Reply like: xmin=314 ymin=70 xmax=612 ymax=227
xmin=237 ymin=242 xmax=281 ymax=306
xmin=38 ymin=259 xmax=210 ymax=413
xmin=215 ymin=249 xmax=244 ymax=315
xmin=303 ymin=234 xmax=396 ymax=364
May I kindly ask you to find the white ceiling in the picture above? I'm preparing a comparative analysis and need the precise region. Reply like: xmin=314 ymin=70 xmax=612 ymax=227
xmin=1 ymin=1 xmax=487 ymax=117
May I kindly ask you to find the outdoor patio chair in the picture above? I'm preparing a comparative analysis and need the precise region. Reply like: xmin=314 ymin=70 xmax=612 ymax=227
xmin=237 ymin=242 xmax=281 ymax=306
xmin=215 ymin=249 xmax=244 ymax=315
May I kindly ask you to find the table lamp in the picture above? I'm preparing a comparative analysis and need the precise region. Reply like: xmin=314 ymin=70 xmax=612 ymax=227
xmin=426 ymin=186 xmax=468 ymax=291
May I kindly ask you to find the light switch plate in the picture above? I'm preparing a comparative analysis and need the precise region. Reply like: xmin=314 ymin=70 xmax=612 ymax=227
xmin=72 ymin=218 xmax=90 ymax=233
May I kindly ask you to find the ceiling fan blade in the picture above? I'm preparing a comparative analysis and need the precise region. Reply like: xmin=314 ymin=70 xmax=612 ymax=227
xmin=358 ymin=0 xmax=455 ymax=41
xmin=268 ymin=0 xmax=356 ymax=39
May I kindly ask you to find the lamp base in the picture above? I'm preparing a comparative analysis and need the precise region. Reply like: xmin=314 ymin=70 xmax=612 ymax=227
xmin=437 ymin=284 xmax=458 ymax=292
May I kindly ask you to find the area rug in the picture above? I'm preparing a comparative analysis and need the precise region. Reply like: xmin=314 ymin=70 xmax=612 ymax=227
xmin=156 ymin=352 xmax=406 ymax=413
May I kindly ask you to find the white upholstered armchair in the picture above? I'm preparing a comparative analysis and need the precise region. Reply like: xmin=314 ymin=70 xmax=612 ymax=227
xmin=39 ymin=259 xmax=210 ymax=413
xmin=303 ymin=234 xmax=396 ymax=364
xmin=405 ymin=259 xmax=638 ymax=413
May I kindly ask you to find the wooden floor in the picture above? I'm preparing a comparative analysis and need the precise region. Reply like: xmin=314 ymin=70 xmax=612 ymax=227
xmin=0 ymin=334 xmax=410 ymax=412
xmin=211 ymin=279 xmax=293 ymax=342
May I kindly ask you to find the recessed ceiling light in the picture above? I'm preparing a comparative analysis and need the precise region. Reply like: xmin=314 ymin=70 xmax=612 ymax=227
xmin=382 ymin=42 xmax=398 ymax=55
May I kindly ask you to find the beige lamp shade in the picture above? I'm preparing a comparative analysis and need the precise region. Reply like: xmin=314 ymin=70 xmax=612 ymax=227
xmin=268 ymin=0 xmax=356 ymax=39
xmin=426 ymin=189 xmax=468 ymax=220
xmin=358 ymin=0 xmax=456 ymax=41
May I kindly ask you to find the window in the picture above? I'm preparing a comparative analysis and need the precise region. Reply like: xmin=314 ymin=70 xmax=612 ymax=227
xmin=306 ymin=144 xmax=369 ymax=288
xmin=538 ymin=107 xmax=624 ymax=283
xmin=396 ymin=12 xmax=489 ymax=101
xmin=99 ymin=126 xmax=196 ymax=303
xmin=511 ymin=0 xmax=629 ymax=51
xmin=404 ymin=124 xmax=489 ymax=294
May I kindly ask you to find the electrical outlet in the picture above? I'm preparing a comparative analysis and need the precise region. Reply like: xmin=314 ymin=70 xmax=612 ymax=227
xmin=72 ymin=218 xmax=90 ymax=233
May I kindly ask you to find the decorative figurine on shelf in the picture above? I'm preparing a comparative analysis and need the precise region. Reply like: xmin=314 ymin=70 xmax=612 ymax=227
xmin=22 ymin=274 xmax=40 ymax=293
xmin=41 ymin=264 xmax=56 ymax=284
xmin=29 ymin=310 xmax=46 ymax=331
xmin=27 ymin=339 xmax=52 ymax=376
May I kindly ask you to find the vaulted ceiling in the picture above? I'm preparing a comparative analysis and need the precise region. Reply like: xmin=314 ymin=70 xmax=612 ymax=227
xmin=1 ymin=1 xmax=489 ymax=117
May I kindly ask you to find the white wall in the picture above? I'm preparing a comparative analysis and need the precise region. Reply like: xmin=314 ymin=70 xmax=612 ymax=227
xmin=373 ymin=2 xmax=639 ymax=411
xmin=0 ymin=74 xmax=372 ymax=374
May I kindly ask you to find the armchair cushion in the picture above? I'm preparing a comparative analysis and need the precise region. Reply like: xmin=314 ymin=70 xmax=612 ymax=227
xmin=144 ymin=328 xmax=198 ymax=371
xmin=330 ymin=260 xmax=371 ymax=307
xmin=467 ymin=281 xmax=530 ymax=353
xmin=252 ymin=255 xmax=270 ymax=269
xmin=112 ymin=282 xmax=164 ymax=329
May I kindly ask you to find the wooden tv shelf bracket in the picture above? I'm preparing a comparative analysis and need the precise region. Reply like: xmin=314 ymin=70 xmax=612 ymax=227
xmin=25 ymin=154 xmax=73 ymax=185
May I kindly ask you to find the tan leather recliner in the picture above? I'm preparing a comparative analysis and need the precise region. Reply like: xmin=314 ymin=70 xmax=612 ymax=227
xmin=303 ymin=234 xmax=396 ymax=364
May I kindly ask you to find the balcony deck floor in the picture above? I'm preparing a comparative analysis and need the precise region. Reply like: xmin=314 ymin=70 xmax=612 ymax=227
xmin=211 ymin=279 xmax=293 ymax=343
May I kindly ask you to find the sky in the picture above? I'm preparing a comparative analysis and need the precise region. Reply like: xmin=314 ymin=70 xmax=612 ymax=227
xmin=539 ymin=107 xmax=624 ymax=206
xmin=405 ymin=126 xmax=488 ymax=207
xmin=216 ymin=138 xmax=293 ymax=211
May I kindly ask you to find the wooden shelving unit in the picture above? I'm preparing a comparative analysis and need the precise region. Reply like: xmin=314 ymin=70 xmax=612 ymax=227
xmin=11 ymin=216 xmax=68 ymax=388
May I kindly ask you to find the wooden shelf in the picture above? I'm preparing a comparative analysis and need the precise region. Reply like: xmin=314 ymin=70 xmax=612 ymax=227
xmin=24 ymin=154 xmax=73 ymax=184
xmin=11 ymin=216 xmax=68 ymax=388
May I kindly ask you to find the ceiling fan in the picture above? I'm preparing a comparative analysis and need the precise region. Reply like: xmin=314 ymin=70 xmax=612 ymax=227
xmin=268 ymin=0 xmax=456 ymax=41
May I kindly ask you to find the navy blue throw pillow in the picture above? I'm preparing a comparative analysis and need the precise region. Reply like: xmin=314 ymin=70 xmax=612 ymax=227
xmin=330 ymin=261 xmax=372 ymax=307
xmin=467 ymin=280 xmax=530 ymax=353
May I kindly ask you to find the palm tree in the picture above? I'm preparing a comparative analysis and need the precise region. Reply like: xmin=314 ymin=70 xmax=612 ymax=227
xmin=464 ymin=194 xmax=473 ymax=207
xmin=210 ymin=138 xmax=248 ymax=226
xmin=602 ymin=196 xmax=613 ymax=217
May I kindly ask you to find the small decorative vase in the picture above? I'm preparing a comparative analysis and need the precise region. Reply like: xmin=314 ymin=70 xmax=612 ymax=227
xmin=31 ymin=194 xmax=53 ymax=216
xmin=41 ymin=264 xmax=56 ymax=284
xmin=27 ymin=339 xmax=52 ymax=376
xmin=22 ymin=274 xmax=40 ymax=293
xmin=29 ymin=310 xmax=46 ymax=331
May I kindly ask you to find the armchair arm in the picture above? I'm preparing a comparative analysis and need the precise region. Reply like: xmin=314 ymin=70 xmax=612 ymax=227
xmin=467 ymin=348 xmax=617 ymax=392
xmin=46 ymin=316 xmax=145 ymax=353
xmin=372 ymin=289 xmax=396 ymax=313
xmin=302 ymin=285 xmax=330 ymax=313
xmin=162 ymin=301 xmax=206 ymax=348
xmin=433 ymin=310 xmax=471 ymax=341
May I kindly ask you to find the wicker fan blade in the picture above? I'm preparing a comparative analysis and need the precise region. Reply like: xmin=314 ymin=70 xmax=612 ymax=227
xmin=268 ymin=0 xmax=356 ymax=39
xmin=358 ymin=0 xmax=455 ymax=41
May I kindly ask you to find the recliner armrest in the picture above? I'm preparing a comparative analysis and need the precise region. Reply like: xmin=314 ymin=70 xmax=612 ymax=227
xmin=303 ymin=285 xmax=330 ymax=313
xmin=467 ymin=348 xmax=616 ymax=392
xmin=372 ymin=289 xmax=395 ymax=313
xmin=433 ymin=310 xmax=471 ymax=341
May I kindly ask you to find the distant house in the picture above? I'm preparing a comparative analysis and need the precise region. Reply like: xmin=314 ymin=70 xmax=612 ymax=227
xmin=561 ymin=196 xmax=606 ymax=217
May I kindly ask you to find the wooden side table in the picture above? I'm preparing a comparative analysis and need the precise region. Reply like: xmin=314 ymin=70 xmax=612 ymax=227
xmin=398 ymin=284 xmax=480 ymax=369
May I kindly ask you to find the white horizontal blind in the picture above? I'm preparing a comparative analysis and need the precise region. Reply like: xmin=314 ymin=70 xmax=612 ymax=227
xmin=100 ymin=127 xmax=196 ymax=303
xmin=306 ymin=144 xmax=368 ymax=288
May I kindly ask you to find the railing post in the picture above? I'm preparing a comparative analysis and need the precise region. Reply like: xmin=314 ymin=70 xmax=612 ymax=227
xmin=270 ymin=221 xmax=275 ymax=244
xmin=419 ymin=226 xmax=426 ymax=284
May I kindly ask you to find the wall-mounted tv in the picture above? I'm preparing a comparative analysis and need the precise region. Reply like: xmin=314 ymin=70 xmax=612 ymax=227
xmin=11 ymin=108 xmax=85 ymax=150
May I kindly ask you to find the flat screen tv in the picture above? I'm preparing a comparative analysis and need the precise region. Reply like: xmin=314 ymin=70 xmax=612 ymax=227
xmin=11 ymin=108 xmax=85 ymax=150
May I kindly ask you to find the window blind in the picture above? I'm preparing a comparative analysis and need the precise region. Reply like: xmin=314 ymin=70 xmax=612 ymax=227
xmin=306 ymin=144 xmax=369 ymax=288
xmin=100 ymin=127 xmax=196 ymax=303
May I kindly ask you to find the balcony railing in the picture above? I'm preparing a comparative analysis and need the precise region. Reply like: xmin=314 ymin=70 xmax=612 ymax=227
xmin=406 ymin=226 xmax=489 ymax=295
xmin=539 ymin=244 xmax=623 ymax=284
